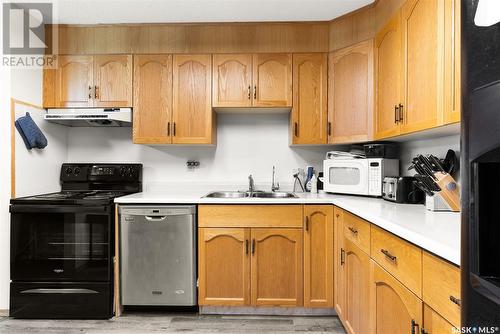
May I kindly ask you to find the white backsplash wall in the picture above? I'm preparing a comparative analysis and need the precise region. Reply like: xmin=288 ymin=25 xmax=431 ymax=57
xmin=398 ymin=134 xmax=461 ymax=181
xmin=67 ymin=113 xmax=331 ymax=189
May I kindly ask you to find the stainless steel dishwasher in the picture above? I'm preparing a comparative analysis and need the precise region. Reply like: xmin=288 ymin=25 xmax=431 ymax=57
xmin=119 ymin=205 xmax=196 ymax=306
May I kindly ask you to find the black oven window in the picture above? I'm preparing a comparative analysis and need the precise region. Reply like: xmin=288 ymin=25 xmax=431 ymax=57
xmin=11 ymin=211 xmax=111 ymax=281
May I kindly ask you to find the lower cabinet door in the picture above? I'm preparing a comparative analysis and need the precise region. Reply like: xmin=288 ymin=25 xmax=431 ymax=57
xmin=251 ymin=228 xmax=303 ymax=306
xmin=344 ymin=239 xmax=371 ymax=334
xmin=422 ymin=304 xmax=457 ymax=334
xmin=334 ymin=208 xmax=347 ymax=318
xmin=304 ymin=205 xmax=333 ymax=308
xmin=371 ymin=260 xmax=423 ymax=334
xmin=198 ymin=228 xmax=250 ymax=306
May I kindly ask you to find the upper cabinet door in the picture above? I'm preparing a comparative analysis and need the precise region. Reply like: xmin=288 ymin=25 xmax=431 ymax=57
xmin=303 ymin=205 xmax=333 ymax=308
xmin=252 ymin=54 xmax=292 ymax=107
xmin=400 ymin=0 xmax=442 ymax=134
xmin=329 ymin=40 xmax=374 ymax=144
xmin=374 ymin=13 xmax=403 ymax=140
xmin=55 ymin=55 xmax=93 ymax=108
xmin=443 ymin=0 xmax=461 ymax=124
xmin=251 ymin=228 xmax=303 ymax=307
xmin=172 ymin=54 xmax=214 ymax=144
xmin=212 ymin=54 xmax=252 ymax=108
xmin=93 ymin=55 xmax=133 ymax=107
xmin=291 ymin=53 xmax=328 ymax=144
xmin=133 ymin=55 xmax=173 ymax=144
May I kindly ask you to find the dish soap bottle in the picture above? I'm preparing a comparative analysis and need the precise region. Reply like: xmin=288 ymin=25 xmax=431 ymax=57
xmin=310 ymin=173 xmax=318 ymax=194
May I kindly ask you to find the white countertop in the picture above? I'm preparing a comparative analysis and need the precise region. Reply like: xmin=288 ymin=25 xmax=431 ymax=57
xmin=115 ymin=188 xmax=461 ymax=266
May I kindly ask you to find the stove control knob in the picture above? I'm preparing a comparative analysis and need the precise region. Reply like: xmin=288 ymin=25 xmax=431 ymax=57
xmin=65 ymin=167 xmax=73 ymax=175
xmin=74 ymin=167 xmax=80 ymax=176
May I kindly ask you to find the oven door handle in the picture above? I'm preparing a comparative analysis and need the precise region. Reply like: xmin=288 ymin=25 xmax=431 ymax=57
xmin=20 ymin=288 xmax=99 ymax=294
xmin=9 ymin=205 xmax=108 ymax=213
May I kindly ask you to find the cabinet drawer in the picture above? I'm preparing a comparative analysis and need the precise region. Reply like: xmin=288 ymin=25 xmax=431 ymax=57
xmin=370 ymin=225 xmax=422 ymax=296
xmin=198 ymin=205 xmax=303 ymax=228
xmin=423 ymin=252 xmax=461 ymax=327
xmin=343 ymin=211 xmax=370 ymax=254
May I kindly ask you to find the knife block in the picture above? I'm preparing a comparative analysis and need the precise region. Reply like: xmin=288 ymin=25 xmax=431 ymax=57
xmin=427 ymin=172 xmax=460 ymax=212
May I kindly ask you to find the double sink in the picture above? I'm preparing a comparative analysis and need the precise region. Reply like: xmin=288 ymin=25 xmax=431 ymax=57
xmin=204 ymin=191 xmax=298 ymax=199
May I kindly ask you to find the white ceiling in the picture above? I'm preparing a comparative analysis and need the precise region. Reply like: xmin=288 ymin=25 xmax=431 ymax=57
xmin=45 ymin=0 xmax=374 ymax=25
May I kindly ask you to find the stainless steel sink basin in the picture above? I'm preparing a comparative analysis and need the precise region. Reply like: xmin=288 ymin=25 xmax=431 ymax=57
xmin=204 ymin=191 xmax=249 ymax=198
xmin=203 ymin=191 xmax=298 ymax=199
xmin=251 ymin=192 xmax=298 ymax=198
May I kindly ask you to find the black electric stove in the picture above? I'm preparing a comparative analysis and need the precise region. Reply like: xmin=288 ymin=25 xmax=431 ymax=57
xmin=9 ymin=163 xmax=142 ymax=319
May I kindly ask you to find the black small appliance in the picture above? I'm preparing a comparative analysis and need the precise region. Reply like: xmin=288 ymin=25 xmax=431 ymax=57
xmin=9 ymin=163 xmax=142 ymax=319
xmin=382 ymin=176 xmax=424 ymax=204
xmin=364 ymin=143 xmax=398 ymax=159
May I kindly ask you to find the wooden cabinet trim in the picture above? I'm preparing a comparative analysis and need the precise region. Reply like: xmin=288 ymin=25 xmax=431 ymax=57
xmin=198 ymin=205 xmax=303 ymax=228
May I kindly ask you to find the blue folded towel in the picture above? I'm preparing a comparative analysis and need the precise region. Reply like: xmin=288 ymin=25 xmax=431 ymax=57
xmin=15 ymin=112 xmax=48 ymax=150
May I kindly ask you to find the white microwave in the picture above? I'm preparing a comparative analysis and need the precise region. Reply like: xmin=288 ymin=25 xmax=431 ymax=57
xmin=323 ymin=158 xmax=399 ymax=197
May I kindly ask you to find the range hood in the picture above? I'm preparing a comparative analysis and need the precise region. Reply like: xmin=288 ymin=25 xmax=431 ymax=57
xmin=44 ymin=108 xmax=132 ymax=127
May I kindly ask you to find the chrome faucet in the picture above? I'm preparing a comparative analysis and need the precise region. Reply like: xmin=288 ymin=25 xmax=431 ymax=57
xmin=271 ymin=166 xmax=280 ymax=192
xmin=248 ymin=174 xmax=255 ymax=193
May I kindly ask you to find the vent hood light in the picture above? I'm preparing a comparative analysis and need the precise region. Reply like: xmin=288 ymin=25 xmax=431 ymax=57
xmin=44 ymin=108 xmax=132 ymax=127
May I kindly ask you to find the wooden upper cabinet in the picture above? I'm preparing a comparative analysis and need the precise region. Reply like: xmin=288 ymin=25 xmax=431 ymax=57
xmin=444 ymin=0 xmax=461 ymax=124
xmin=374 ymin=12 xmax=402 ymax=140
xmin=212 ymin=54 xmax=252 ymax=107
xmin=133 ymin=55 xmax=173 ymax=144
xmin=172 ymin=54 xmax=214 ymax=144
xmin=93 ymin=55 xmax=132 ymax=107
xmin=303 ymin=205 xmax=333 ymax=308
xmin=329 ymin=40 xmax=373 ymax=144
xmin=291 ymin=53 xmax=328 ymax=144
xmin=371 ymin=260 xmax=423 ymax=334
xmin=400 ymin=0 xmax=442 ymax=134
xmin=198 ymin=228 xmax=250 ymax=306
xmin=252 ymin=54 xmax=292 ymax=107
xmin=55 ymin=55 xmax=93 ymax=108
xmin=251 ymin=228 xmax=303 ymax=307
xmin=344 ymin=239 xmax=371 ymax=334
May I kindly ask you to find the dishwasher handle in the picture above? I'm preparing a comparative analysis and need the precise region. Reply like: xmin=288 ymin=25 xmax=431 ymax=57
xmin=144 ymin=215 xmax=167 ymax=221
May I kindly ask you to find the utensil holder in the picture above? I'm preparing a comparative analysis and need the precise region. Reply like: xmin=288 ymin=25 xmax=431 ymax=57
xmin=425 ymin=172 xmax=460 ymax=212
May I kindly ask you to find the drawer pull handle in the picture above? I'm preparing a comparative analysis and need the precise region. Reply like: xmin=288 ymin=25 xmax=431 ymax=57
xmin=245 ymin=239 xmax=249 ymax=255
xmin=381 ymin=249 xmax=397 ymax=262
xmin=348 ymin=226 xmax=358 ymax=235
xmin=251 ymin=239 xmax=255 ymax=255
xmin=305 ymin=216 xmax=309 ymax=231
xmin=340 ymin=248 xmax=345 ymax=266
xmin=449 ymin=295 xmax=461 ymax=306
xmin=248 ymin=85 xmax=251 ymax=100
